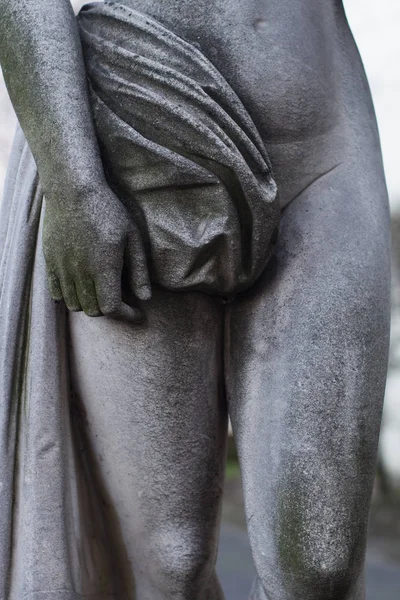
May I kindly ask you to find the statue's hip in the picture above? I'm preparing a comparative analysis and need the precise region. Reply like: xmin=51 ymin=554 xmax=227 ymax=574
xmin=78 ymin=0 xmax=280 ymax=297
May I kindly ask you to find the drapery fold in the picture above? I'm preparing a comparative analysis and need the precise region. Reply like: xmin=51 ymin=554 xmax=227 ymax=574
xmin=0 ymin=128 xmax=125 ymax=599
xmin=79 ymin=1 xmax=279 ymax=296
xmin=0 ymin=2 xmax=278 ymax=597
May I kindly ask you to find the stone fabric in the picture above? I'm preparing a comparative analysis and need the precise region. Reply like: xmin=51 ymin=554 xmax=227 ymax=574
xmin=0 ymin=5 xmax=278 ymax=596
xmin=0 ymin=1 xmax=392 ymax=599
xmin=79 ymin=1 xmax=279 ymax=297
xmin=0 ymin=129 xmax=103 ymax=599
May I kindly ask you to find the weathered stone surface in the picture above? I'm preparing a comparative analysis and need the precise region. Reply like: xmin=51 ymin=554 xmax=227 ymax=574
xmin=217 ymin=522 xmax=400 ymax=600
xmin=0 ymin=1 xmax=392 ymax=599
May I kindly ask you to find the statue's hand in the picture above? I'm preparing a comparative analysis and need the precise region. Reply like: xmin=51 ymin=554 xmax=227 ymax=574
xmin=42 ymin=184 xmax=151 ymax=322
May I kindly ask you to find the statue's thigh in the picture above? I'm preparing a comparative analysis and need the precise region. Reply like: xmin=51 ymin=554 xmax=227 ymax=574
xmin=68 ymin=289 xmax=227 ymax=575
xmin=226 ymin=166 xmax=390 ymax=598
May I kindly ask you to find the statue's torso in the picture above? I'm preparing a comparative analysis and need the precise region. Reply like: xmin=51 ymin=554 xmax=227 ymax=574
xmin=117 ymin=0 xmax=351 ymax=207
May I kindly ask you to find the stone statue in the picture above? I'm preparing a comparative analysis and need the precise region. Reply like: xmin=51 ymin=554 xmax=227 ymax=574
xmin=0 ymin=0 xmax=390 ymax=598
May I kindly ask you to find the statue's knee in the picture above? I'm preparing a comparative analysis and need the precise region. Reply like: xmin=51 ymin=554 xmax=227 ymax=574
xmin=294 ymin=558 xmax=355 ymax=600
xmin=255 ymin=562 xmax=356 ymax=600
xmin=251 ymin=521 xmax=360 ymax=600
xmin=262 ymin=550 xmax=357 ymax=600
xmin=148 ymin=527 xmax=214 ymax=594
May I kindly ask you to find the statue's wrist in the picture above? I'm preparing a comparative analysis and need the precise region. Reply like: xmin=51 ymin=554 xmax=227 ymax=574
xmin=43 ymin=167 xmax=108 ymax=206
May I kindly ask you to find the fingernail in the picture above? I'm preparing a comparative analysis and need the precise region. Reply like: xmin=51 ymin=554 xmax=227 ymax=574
xmin=137 ymin=286 xmax=152 ymax=301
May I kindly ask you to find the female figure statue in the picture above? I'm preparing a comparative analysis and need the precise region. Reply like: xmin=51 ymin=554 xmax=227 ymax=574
xmin=0 ymin=1 xmax=390 ymax=598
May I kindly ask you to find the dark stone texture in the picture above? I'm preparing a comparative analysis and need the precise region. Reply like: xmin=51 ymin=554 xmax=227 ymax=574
xmin=217 ymin=524 xmax=400 ymax=600
xmin=0 ymin=0 xmax=391 ymax=598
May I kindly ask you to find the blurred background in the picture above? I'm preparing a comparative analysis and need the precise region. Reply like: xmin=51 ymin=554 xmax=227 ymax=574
xmin=1 ymin=0 xmax=400 ymax=598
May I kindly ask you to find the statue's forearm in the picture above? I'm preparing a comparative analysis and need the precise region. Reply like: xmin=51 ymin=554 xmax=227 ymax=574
xmin=0 ymin=0 xmax=105 ymax=199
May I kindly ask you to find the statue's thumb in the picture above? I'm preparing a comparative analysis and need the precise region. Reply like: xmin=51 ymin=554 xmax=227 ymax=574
xmin=109 ymin=302 xmax=145 ymax=324
xmin=126 ymin=231 xmax=152 ymax=301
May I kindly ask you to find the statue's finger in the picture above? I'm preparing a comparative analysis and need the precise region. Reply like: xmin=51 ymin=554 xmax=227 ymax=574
xmin=95 ymin=271 xmax=121 ymax=316
xmin=46 ymin=269 xmax=63 ymax=301
xmin=109 ymin=302 xmax=145 ymax=324
xmin=94 ymin=273 xmax=142 ymax=324
xmin=125 ymin=230 xmax=152 ymax=301
xmin=75 ymin=277 xmax=102 ymax=317
xmin=59 ymin=277 xmax=82 ymax=312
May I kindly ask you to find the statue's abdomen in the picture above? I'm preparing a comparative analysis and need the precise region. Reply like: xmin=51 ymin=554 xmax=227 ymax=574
xmin=78 ymin=1 xmax=280 ymax=297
